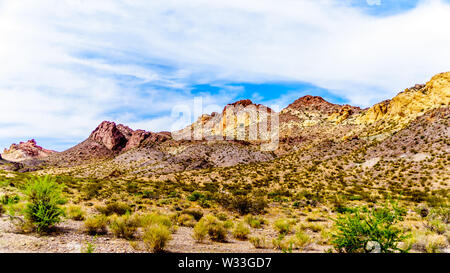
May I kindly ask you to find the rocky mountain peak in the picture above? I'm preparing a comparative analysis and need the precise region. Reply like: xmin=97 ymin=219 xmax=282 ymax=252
xmin=1 ymin=139 xmax=57 ymax=162
xmin=223 ymin=99 xmax=273 ymax=114
xmin=356 ymin=71 xmax=450 ymax=129
xmin=89 ymin=121 xmax=128 ymax=151
xmin=89 ymin=121 xmax=171 ymax=152
xmin=286 ymin=95 xmax=337 ymax=113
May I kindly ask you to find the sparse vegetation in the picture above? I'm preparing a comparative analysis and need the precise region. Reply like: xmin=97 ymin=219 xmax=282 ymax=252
xmin=331 ymin=202 xmax=410 ymax=253
xmin=193 ymin=215 xmax=227 ymax=242
xmin=23 ymin=176 xmax=65 ymax=232
xmin=84 ymin=215 xmax=108 ymax=235
xmin=109 ymin=213 xmax=140 ymax=239
xmin=142 ymin=223 xmax=172 ymax=253
xmin=66 ymin=205 xmax=85 ymax=221
xmin=232 ymin=221 xmax=250 ymax=240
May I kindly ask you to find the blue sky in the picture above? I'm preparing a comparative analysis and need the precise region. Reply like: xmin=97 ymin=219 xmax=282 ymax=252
xmin=1 ymin=0 xmax=450 ymax=151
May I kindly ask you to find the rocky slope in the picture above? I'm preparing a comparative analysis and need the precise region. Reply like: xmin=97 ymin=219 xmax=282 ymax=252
xmin=5 ymin=71 xmax=449 ymax=179
xmin=1 ymin=139 xmax=57 ymax=162
xmin=354 ymin=72 xmax=450 ymax=137
xmin=38 ymin=121 xmax=171 ymax=168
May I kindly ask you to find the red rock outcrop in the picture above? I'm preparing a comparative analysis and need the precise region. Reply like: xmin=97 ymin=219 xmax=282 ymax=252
xmin=89 ymin=121 xmax=129 ymax=151
xmin=223 ymin=99 xmax=273 ymax=114
xmin=89 ymin=121 xmax=171 ymax=152
xmin=1 ymin=139 xmax=57 ymax=162
xmin=285 ymin=95 xmax=340 ymax=113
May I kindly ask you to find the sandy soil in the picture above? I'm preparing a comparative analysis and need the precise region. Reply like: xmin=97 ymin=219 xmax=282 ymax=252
xmin=0 ymin=216 xmax=328 ymax=253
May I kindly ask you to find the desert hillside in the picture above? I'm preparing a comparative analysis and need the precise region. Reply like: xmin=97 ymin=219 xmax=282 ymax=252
xmin=0 ymin=72 xmax=449 ymax=253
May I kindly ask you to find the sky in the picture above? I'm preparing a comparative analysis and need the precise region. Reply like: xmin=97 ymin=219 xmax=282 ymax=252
xmin=0 ymin=0 xmax=450 ymax=151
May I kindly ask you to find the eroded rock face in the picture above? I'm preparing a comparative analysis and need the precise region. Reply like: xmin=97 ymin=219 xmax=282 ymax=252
xmin=174 ymin=99 xmax=275 ymax=141
xmin=89 ymin=121 xmax=171 ymax=152
xmin=124 ymin=130 xmax=152 ymax=151
xmin=89 ymin=121 xmax=128 ymax=151
xmin=1 ymin=139 xmax=57 ymax=162
xmin=286 ymin=95 xmax=338 ymax=113
xmin=116 ymin=124 xmax=134 ymax=140
xmin=356 ymin=72 xmax=450 ymax=132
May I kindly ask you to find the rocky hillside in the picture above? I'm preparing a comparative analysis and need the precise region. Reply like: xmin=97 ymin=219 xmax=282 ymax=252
xmin=3 ymin=71 xmax=449 ymax=180
xmin=1 ymin=139 xmax=57 ymax=162
xmin=38 ymin=121 xmax=171 ymax=168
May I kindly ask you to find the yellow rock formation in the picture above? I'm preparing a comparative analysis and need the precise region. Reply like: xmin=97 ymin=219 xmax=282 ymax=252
xmin=356 ymin=72 xmax=450 ymax=129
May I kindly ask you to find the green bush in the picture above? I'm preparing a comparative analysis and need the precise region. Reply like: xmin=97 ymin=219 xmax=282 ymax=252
xmin=178 ymin=213 xmax=196 ymax=227
xmin=109 ymin=213 xmax=140 ymax=239
xmin=139 ymin=213 xmax=172 ymax=229
xmin=66 ymin=205 xmax=86 ymax=221
xmin=187 ymin=191 xmax=205 ymax=202
xmin=425 ymin=206 xmax=449 ymax=234
xmin=143 ymin=223 xmax=172 ymax=253
xmin=23 ymin=176 xmax=65 ymax=232
xmin=1 ymin=194 xmax=20 ymax=205
xmin=244 ymin=215 xmax=266 ymax=228
xmin=84 ymin=215 xmax=108 ymax=235
xmin=273 ymin=218 xmax=293 ymax=235
xmin=96 ymin=201 xmax=131 ymax=216
xmin=193 ymin=220 xmax=209 ymax=243
xmin=293 ymin=230 xmax=311 ymax=249
xmin=228 ymin=195 xmax=267 ymax=215
xmin=193 ymin=215 xmax=227 ymax=242
xmin=249 ymin=236 xmax=268 ymax=249
xmin=232 ymin=222 xmax=250 ymax=240
xmin=181 ymin=209 xmax=203 ymax=221
xmin=331 ymin=202 xmax=410 ymax=253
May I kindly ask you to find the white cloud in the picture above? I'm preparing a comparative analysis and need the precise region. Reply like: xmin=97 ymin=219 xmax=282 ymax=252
xmin=0 ymin=0 xmax=449 ymax=150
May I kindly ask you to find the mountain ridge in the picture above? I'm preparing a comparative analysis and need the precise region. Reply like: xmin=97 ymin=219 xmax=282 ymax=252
xmin=1 ymin=72 xmax=448 ymax=177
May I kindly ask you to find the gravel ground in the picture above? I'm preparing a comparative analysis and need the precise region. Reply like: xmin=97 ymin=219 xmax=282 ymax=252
xmin=0 ymin=216 xmax=328 ymax=253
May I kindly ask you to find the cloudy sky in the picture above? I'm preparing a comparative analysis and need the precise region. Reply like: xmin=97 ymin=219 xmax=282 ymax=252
xmin=1 ymin=0 xmax=449 ymax=151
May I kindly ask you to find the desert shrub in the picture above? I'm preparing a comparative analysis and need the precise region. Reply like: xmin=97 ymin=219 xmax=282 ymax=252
xmin=177 ymin=213 xmax=196 ymax=227
xmin=272 ymin=234 xmax=285 ymax=250
xmin=232 ymin=222 xmax=250 ymax=240
xmin=273 ymin=218 xmax=294 ymax=235
xmin=193 ymin=220 xmax=209 ymax=243
xmin=424 ymin=235 xmax=447 ymax=253
xmin=297 ymin=222 xmax=324 ymax=233
xmin=109 ymin=213 xmax=140 ymax=239
xmin=181 ymin=209 xmax=203 ymax=221
xmin=244 ymin=215 xmax=266 ymax=228
xmin=81 ymin=236 xmax=97 ymax=253
xmin=139 ymin=213 xmax=172 ymax=229
xmin=223 ymin=220 xmax=234 ymax=229
xmin=23 ymin=176 xmax=65 ymax=232
xmin=217 ymin=193 xmax=267 ymax=215
xmin=84 ymin=215 xmax=108 ymax=235
xmin=249 ymin=236 xmax=269 ymax=249
xmin=293 ymin=230 xmax=311 ymax=249
xmin=216 ymin=212 xmax=228 ymax=221
xmin=96 ymin=201 xmax=131 ymax=216
xmin=425 ymin=219 xmax=447 ymax=234
xmin=410 ymin=232 xmax=448 ymax=253
xmin=193 ymin=215 xmax=227 ymax=242
xmin=66 ymin=205 xmax=86 ymax=221
xmin=1 ymin=194 xmax=20 ymax=205
xmin=0 ymin=203 xmax=4 ymax=216
xmin=424 ymin=206 xmax=449 ymax=235
xmin=187 ymin=191 xmax=204 ymax=202
xmin=331 ymin=202 xmax=410 ymax=253
xmin=83 ymin=182 xmax=102 ymax=200
xmin=229 ymin=195 xmax=267 ymax=215
xmin=142 ymin=223 xmax=172 ymax=253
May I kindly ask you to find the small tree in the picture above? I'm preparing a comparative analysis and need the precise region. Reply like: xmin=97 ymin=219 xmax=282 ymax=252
xmin=331 ymin=201 xmax=410 ymax=253
xmin=24 ymin=176 xmax=65 ymax=232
